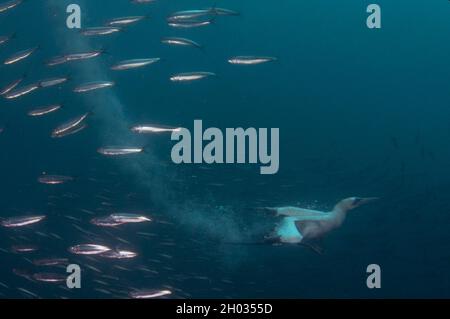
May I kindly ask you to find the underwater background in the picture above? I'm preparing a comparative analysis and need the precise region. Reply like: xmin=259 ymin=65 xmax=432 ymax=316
xmin=0 ymin=0 xmax=450 ymax=298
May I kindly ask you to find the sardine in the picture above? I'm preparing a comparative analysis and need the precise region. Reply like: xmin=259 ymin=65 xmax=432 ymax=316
xmin=170 ymin=72 xmax=215 ymax=82
xmin=11 ymin=245 xmax=39 ymax=253
xmin=161 ymin=37 xmax=202 ymax=49
xmin=80 ymin=27 xmax=121 ymax=36
xmin=129 ymin=289 xmax=172 ymax=299
xmin=106 ymin=16 xmax=147 ymax=27
xmin=110 ymin=58 xmax=160 ymax=71
xmin=228 ymin=56 xmax=277 ymax=65
xmin=4 ymin=83 xmax=40 ymax=99
xmin=1 ymin=215 xmax=46 ymax=228
xmin=51 ymin=113 xmax=90 ymax=138
xmin=28 ymin=104 xmax=62 ymax=117
xmin=66 ymin=50 xmax=105 ymax=61
xmin=3 ymin=46 xmax=39 ymax=65
xmin=207 ymin=7 xmax=240 ymax=16
xmin=110 ymin=213 xmax=152 ymax=224
xmin=90 ymin=216 xmax=123 ymax=227
xmin=73 ymin=81 xmax=114 ymax=93
xmin=97 ymin=147 xmax=145 ymax=156
xmin=0 ymin=74 xmax=25 ymax=95
xmin=69 ymin=244 xmax=111 ymax=255
xmin=168 ymin=9 xmax=214 ymax=21
xmin=46 ymin=50 xmax=105 ymax=66
xmin=38 ymin=174 xmax=73 ymax=184
xmin=39 ymin=77 xmax=69 ymax=88
xmin=168 ymin=20 xmax=213 ymax=28
xmin=131 ymin=125 xmax=181 ymax=134
xmin=100 ymin=250 xmax=138 ymax=259
xmin=45 ymin=55 xmax=68 ymax=67
xmin=0 ymin=0 xmax=22 ymax=14
xmin=32 ymin=273 xmax=66 ymax=283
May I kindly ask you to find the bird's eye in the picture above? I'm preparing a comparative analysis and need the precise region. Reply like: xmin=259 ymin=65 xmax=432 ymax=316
xmin=353 ymin=198 xmax=363 ymax=206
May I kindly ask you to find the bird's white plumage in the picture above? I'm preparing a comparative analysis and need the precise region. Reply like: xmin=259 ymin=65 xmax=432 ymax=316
xmin=275 ymin=216 xmax=304 ymax=243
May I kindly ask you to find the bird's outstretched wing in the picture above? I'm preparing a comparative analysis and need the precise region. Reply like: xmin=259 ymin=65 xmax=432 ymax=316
xmin=275 ymin=206 xmax=329 ymax=218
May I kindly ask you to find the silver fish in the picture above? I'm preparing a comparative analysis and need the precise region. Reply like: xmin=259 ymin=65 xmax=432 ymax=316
xmin=55 ymin=123 xmax=87 ymax=138
xmin=51 ymin=113 xmax=90 ymax=138
xmin=11 ymin=245 xmax=39 ymax=253
xmin=106 ymin=16 xmax=147 ymax=27
xmin=47 ymin=50 xmax=104 ymax=66
xmin=90 ymin=216 xmax=123 ymax=227
xmin=33 ymin=273 xmax=66 ymax=283
xmin=110 ymin=58 xmax=160 ymax=71
xmin=129 ymin=289 xmax=172 ymax=299
xmin=45 ymin=55 xmax=68 ymax=67
xmin=168 ymin=9 xmax=214 ymax=21
xmin=80 ymin=27 xmax=121 ymax=36
xmin=38 ymin=174 xmax=73 ymax=184
xmin=110 ymin=213 xmax=152 ymax=224
xmin=168 ymin=20 xmax=213 ymax=28
xmin=39 ymin=77 xmax=69 ymax=88
xmin=65 ymin=50 xmax=105 ymax=61
xmin=0 ymin=0 xmax=22 ymax=14
xmin=131 ymin=125 xmax=181 ymax=134
xmin=100 ymin=250 xmax=138 ymax=259
xmin=69 ymin=244 xmax=111 ymax=255
xmin=3 ymin=46 xmax=39 ymax=65
xmin=207 ymin=7 xmax=240 ymax=16
xmin=66 ymin=50 xmax=105 ymax=61
xmin=228 ymin=56 xmax=277 ymax=65
xmin=4 ymin=83 xmax=40 ymax=99
xmin=92 ymin=213 xmax=151 ymax=227
xmin=28 ymin=104 xmax=62 ymax=117
xmin=0 ymin=75 xmax=25 ymax=95
xmin=73 ymin=81 xmax=114 ymax=93
xmin=161 ymin=37 xmax=202 ymax=49
xmin=170 ymin=72 xmax=216 ymax=82
xmin=97 ymin=147 xmax=145 ymax=156
xmin=1 ymin=215 xmax=46 ymax=228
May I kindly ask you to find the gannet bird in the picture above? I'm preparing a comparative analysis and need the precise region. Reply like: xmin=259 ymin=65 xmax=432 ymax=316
xmin=264 ymin=197 xmax=378 ymax=254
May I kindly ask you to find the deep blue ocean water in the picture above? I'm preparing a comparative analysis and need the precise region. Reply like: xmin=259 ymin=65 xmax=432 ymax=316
xmin=0 ymin=0 xmax=450 ymax=298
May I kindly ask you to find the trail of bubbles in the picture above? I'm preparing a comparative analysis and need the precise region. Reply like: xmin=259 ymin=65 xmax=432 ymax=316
xmin=47 ymin=0 xmax=129 ymax=142
xmin=46 ymin=0 xmax=166 ymax=193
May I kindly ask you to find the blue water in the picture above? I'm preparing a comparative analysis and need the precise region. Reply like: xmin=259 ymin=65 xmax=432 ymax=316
xmin=0 ymin=0 xmax=450 ymax=298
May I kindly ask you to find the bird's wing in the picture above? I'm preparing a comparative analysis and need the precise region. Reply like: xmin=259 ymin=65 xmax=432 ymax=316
xmin=294 ymin=219 xmax=315 ymax=233
xmin=299 ymin=237 xmax=325 ymax=255
xmin=293 ymin=215 xmax=329 ymax=231
xmin=276 ymin=207 xmax=329 ymax=218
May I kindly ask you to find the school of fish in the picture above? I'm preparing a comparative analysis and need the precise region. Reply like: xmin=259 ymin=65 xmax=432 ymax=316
xmin=0 ymin=0 xmax=277 ymax=299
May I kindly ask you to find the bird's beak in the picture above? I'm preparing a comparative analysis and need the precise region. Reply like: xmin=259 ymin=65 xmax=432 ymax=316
xmin=355 ymin=197 xmax=379 ymax=207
